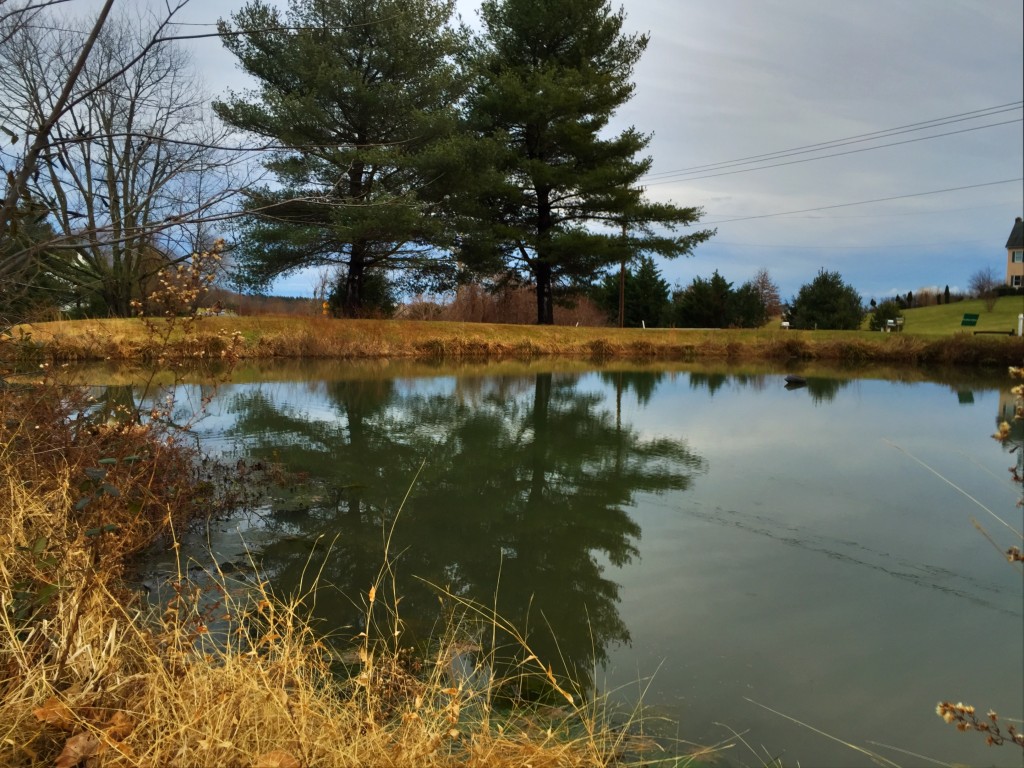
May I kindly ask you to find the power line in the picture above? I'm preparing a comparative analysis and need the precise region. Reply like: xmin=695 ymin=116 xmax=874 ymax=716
xmin=644 ymin=119 xmax=1021 ymax=185
xmin=707 ymin=239 xmax=989 ymax=250
xmin=704 ymin=178 xmax=1023 ymax=225
xmin=643 ymin=101 xmax=1023 ymax=180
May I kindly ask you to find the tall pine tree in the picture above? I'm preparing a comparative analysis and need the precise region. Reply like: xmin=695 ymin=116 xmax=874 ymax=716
xmin=462 ymin=0 xmax=714 ymax=324
xmin=215 ymin=0 xmax=469 ymax=315
xmin=594 ymin=254 xmax=669 ymax=327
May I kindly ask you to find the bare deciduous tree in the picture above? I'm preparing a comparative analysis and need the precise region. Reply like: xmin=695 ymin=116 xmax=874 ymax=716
xmin=1 ymin=0 xmax=117 ymax=256
xmin=751 ymin=267 xmax=782 ymax=318
xmin=0 ymin=6 xmax=237 ymax=315
xmin=0 ymin=1 xmax=239 ymax=317
xmin=968 ymin=265 xmax=1001 ymax=310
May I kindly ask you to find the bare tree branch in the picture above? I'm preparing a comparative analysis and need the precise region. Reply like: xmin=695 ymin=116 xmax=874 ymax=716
xmin=0 ymin=0 xmax=114 ymax=252
xmin=0 ymin=2 xmax=253 ymax=317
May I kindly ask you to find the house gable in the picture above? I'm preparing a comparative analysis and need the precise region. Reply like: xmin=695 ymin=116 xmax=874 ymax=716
xmin=1005 ymin=217 xmax=1024 ymax=287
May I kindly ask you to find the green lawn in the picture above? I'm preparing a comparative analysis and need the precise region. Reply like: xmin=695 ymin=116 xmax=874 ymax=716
xmin=880 ymin=296 xmax=1024 ymax=335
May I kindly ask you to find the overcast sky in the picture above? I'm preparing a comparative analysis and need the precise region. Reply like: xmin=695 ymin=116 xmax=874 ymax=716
xmin=165 ymin=0 xmax=1024 ymax=301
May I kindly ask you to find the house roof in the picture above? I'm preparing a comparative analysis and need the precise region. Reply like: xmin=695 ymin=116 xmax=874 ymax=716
xmin=1008 ymin=217 xmax=1024 ymax=249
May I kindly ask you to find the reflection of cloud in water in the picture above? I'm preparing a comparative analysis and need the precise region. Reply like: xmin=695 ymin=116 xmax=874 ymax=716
xmin=678 ymin=500 xmax=1018 ymax=617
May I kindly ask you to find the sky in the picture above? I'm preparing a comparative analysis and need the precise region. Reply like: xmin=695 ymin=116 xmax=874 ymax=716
xmin=150 ymin=0 xmax=1024 ymax=301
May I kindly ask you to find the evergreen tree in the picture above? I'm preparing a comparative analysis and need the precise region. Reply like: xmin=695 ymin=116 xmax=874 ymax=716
xmin=462 ymin=0 xmax=713 ymax=324
xmin=0 ymin=201 xmax=63 ymax=321
xmin=670 ymin=270 xmax=733 ymax=328
xmin=215 ymin=0 xmax=469 ymax=316
xmin=593 ymin=254 xmax=669 ymax=327
xmin=788 ymin=269 xmax=863 ymax=330
xmin=668 ymin=270 xmax=768 ymax=328
xmin=730 ymin=280 xmax=769 ymax=327
xmin=868 ymin=299 xmax=903 ymax=331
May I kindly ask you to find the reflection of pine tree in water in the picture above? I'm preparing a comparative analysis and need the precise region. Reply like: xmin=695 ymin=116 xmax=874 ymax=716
xmin=804 ymin=377 xmax=850 ymax=404
xmin=598 ymin=371 xmax=665 ymax=406
xmin=686 ymin=371 xmax=774 ymax=396
xmin=684 ymin=371 xmax=850 ymax=402
xmin=688 ymin=371 xmax=729 ymax=396
xmin=224 ymin=372 xmax=705 ymax=694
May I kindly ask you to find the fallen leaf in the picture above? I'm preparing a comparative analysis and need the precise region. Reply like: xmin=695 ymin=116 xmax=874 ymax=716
xmin=32 ymin=697 xmax=74 ymax=731
xmin=104 ymin=710 xmax=134 ymax=740
xmin=98 ymin=737 xmax=135 ymax=761
xmin=54 ymin=732 xmax=100 ymax=768
xmin=254 ymin=749 xmax=301 ymax=768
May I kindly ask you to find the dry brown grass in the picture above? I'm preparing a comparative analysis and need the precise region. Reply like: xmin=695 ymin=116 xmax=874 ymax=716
xmin=0 ymin=377 xmax=675 ymax=768
xmin=15 ymin=315 xmax=1024 ymax=368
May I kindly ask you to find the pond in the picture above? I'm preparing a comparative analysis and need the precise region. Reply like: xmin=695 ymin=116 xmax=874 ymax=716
xmin=127 ymin=360 xmax=1023 ymax=767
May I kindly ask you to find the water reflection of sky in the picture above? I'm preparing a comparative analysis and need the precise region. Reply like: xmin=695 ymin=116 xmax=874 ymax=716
xmin=591 ymin=372 xmax=1021 ymax=767
xmin=149 ymin=367 xmax=1021 ymax=768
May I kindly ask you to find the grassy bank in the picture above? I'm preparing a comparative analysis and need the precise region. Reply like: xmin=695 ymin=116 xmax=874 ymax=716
xmin=14 ymin=312 xmax=1024 ymax=368
xmin=896 ymin=295 xmax=1024 ymax=335
xmin=0 ymin=377 xmax=667 ymax=767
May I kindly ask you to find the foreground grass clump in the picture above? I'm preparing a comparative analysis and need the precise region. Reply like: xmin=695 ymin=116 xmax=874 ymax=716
xmin=0 ymin=380 xmax=647 ymax=768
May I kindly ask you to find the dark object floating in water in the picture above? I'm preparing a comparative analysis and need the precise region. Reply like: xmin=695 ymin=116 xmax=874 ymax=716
xmin=784 ymin=374 xmax=807 ymax=389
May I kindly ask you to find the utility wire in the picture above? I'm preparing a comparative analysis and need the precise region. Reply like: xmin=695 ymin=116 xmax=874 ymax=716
xmin=704 ymin=178 xmax=1023 ymax=225
xmin=710 ymin=239 xmax=989 ymax=250
xmin=644 ymin=119 xmax=1021 ymax=185
xmin=643 ymin=101 xmax=1023 ymax=179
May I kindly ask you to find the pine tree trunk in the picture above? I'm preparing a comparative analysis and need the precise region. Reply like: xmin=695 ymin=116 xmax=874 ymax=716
xmin=535 ymin=188 xmax=555 ymax=325
xmin=336 ymin=250 xmax=365 ymax=318
xmin=535 ymin=262 xmax=554 ymax=325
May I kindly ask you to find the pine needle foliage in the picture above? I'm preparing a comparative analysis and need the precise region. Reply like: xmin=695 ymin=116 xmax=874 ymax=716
xmin=215 ymin=0 xmax=472 ymax=317
xmin=461 ymin=0 xmax=714 ymax=324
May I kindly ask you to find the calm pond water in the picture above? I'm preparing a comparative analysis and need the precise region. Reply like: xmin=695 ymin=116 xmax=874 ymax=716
xmin=130 ymin=361 xmax=1023 ymax=767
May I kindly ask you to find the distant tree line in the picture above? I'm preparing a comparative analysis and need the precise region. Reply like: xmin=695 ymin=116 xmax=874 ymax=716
xmin=587 ymin=257 xmax=783 ymax=329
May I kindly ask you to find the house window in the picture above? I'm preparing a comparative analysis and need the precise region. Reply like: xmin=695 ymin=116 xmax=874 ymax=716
xmin=1013 ymin=251 xmax=1024 ymax=263
xmin=1013 ymin=275 xmax=1022 ymax=287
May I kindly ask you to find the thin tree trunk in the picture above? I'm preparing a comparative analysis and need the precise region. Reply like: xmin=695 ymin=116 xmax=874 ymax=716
xmin=618 ymin=258 xmax=626 ymax=328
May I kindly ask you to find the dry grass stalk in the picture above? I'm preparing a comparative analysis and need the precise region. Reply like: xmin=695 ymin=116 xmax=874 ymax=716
xmin=0 ymin=370 xmax=658 ymax=767
xmin=19 ymin=314 xmax=1024 ymax=369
